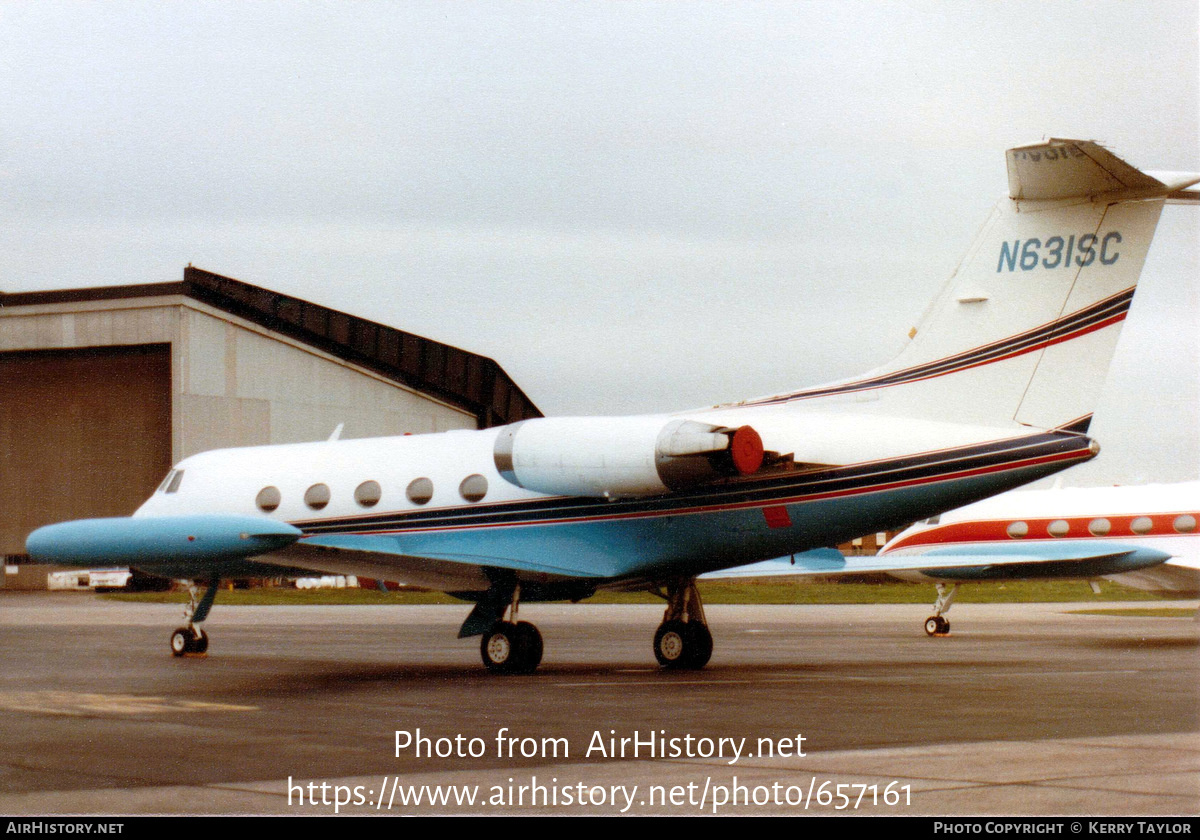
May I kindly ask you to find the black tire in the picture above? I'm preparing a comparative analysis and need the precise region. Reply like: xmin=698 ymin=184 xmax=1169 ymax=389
xmin=192 ymin=629 xmax=209 ymax=654
xmin=514 ymin=621 xmax=543 ymax=672
xmin=683 ymin=622 xmax=713 ymax=669
xmin=925 ymin=616 xmax=950 ymax=636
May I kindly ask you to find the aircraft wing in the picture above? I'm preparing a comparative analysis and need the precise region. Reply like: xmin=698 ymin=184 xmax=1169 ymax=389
xmin=704 ymin=541 xmax=1171 ymax=581
xmin=268 ymin=536 xmax=610 ymax=592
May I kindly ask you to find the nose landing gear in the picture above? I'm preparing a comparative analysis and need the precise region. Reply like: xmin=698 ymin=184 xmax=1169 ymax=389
xmin=923 ymin=582 xmax=957 ymax=636
xmin=170 ymin=575 xmax=219 ymax=656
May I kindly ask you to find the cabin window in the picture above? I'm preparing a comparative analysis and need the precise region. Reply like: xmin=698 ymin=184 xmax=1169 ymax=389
xmin=1047 ymin=519 xmax=1069 ymax=537
xmin=355 ymin=480 xmax=382 ymax=508
xmin=459 ymin=474 xmax=488 ymax=503
xmin=1173 ymin=514 xmax=1196 ymax=534
xmin=1088 ymin=518 xmax=1111 ymax=536
xmin=1006 ymin=521 xmax=1028 ymax=538
xmin=304 ymin=483 xmax=331 ymax=511
xmin=406 ymin=477 xmax=434 ymax=505
xmin=256 ymin=486 xmax=281 ymax=512
xmin=1130 ymin=516 xmax=1153 ymax=535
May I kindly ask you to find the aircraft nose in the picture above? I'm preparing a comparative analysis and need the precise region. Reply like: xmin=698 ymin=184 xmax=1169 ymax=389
xmin=26 ymin=516 xmax=302 ymax=565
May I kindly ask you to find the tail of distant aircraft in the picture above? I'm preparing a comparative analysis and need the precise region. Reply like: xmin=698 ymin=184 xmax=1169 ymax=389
xmin=745 ymin=139 xmax=1199 ymax=431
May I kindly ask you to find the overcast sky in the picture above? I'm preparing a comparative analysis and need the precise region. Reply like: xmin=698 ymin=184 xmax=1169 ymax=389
xmin=2 ymin=1 xmax=1197 ymax=485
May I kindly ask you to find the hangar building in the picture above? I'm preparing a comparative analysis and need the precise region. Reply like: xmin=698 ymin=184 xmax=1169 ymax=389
xmin=0 ymin=266 xmax=541 ymax=587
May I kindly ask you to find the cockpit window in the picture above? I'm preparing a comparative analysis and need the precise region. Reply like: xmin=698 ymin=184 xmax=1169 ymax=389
xmin=164 ymin=470 xmax=184 ymax=494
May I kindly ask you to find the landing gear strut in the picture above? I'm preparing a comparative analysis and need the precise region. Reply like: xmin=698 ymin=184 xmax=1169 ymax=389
xmin=170 ymin=576 xmax=219 ymax=656
xmin=653 ymin=579 xmax=712 ymax=669
xmin=924 ymin=582 xmax=957 ymax=636
xmin=479 ymin=584 xmax=543 ymax=674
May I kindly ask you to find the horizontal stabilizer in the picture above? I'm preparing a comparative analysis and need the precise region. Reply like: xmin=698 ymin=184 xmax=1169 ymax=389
xmin=1008 ymin=139 xmax=1200 ymax=202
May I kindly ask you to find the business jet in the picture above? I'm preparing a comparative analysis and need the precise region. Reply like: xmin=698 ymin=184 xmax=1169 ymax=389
xmin=877 ymin=481 xmax=1200 ymax=635
xmin=26 ymin=139 xmax=1200 ymax=673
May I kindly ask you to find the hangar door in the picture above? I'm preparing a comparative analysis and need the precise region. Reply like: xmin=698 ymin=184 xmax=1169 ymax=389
xmin=0 ymin=345 xmax=172 ymax=555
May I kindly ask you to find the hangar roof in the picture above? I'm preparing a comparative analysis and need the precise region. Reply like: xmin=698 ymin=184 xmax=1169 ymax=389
xmin=0 ymin=266 xmax=542 ymax=427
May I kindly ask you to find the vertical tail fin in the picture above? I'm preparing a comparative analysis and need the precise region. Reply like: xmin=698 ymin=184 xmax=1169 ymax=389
xmin=765 ymin=140 xmax=1197 ymax=429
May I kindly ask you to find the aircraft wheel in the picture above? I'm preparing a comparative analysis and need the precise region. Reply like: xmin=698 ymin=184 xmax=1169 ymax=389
xmin=170 ymin=627 xmax=208 ymax=655
xmin=482 ymin=621 xmax=539 ymax=674
xmin=655 ymin=619 xmax=710 ymax=669
xmin=481 ymin=621 xmax=518 ymax=672
xmin=514 ymin=621 xmax=543 ymax=672
xmin=924 ymin=616 xmax=950 ymax=636
xmin=170 ymin=628 xmax=191 ymax=656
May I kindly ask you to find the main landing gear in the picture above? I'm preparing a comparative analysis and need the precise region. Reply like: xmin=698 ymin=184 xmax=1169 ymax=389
xmin=653 ymin=579 xmax=713 ymax=669
xmin=462 ymin=573 xmax=714 ymax=673
xmin=479 ymin=585 xmax=543 ymax=675
xmin=924 ymin=582 xmax=957 ymax=636
xmin=171 ymin=576 xmax=219 ymax=656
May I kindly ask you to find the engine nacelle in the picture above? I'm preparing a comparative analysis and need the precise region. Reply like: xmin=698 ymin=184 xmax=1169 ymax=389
xmin=493 ymin=416 xmax=764 ymax=498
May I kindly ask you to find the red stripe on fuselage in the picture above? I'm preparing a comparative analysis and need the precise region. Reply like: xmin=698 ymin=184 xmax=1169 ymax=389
xmin=887 ymin=512 xmax=1199 ymax=551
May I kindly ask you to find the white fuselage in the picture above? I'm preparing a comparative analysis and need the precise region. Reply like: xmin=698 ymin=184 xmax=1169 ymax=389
xmin=880 ymin=482 xmax=1200 ymax=594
